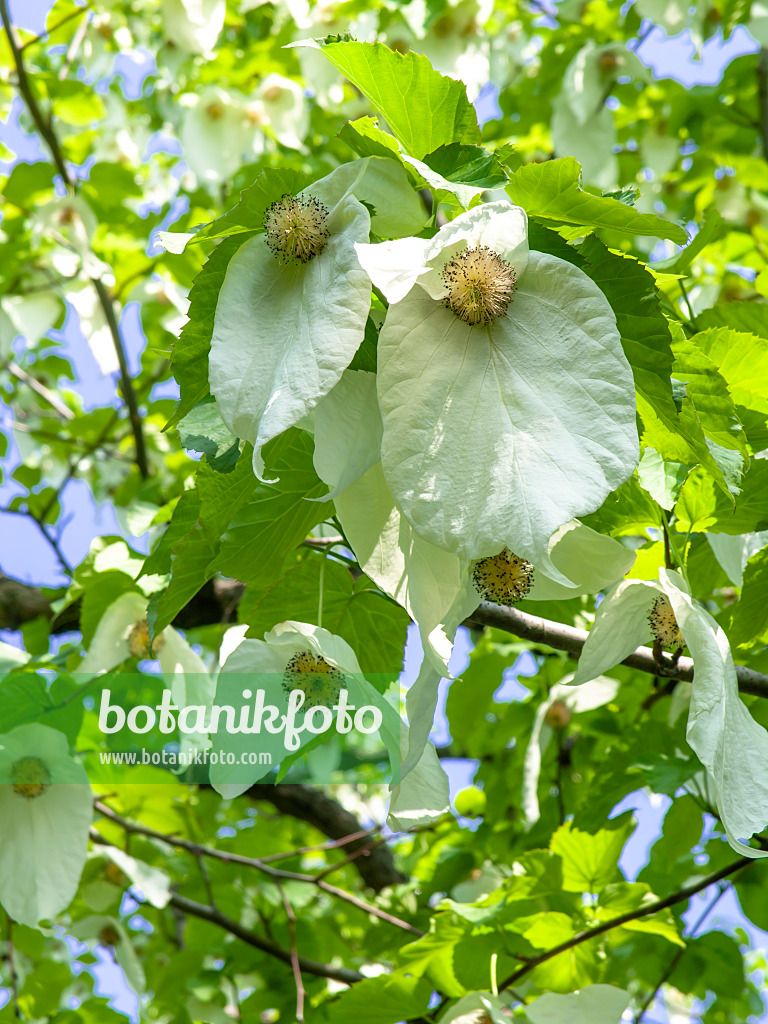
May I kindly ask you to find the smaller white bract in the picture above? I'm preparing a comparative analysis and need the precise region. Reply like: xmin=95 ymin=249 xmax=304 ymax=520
xmin=212 ymin=621 xmax=450 ymax=828
xmin=355 ymin=200 xmax=639 ymax=580
xmin=77 ymin=591 xmax=213 ymax=750
xmin=0 ymin=723 xmax=92 ymax=927
xmin=208 ymin=157 xmax=425 ymax=480
xmin=570 ymin=567 xmax=768 ymax=858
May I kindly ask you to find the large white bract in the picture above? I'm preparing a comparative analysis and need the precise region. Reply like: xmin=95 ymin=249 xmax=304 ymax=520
xmin=0 ymin=724 xmax=92 ymax=927
xmin=571 ymin=568 xmax=768 ymax=858
xmin=355 ymin=200 xmax=639 ymax=578
xmin=208 ymin=157 xmax=424 ymax=479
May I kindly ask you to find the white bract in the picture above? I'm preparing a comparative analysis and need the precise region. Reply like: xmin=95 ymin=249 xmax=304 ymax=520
xmin=251 ymin=73 xmax=308 ymax=150
xmin=317 ymin=369 xmax=636 ymax=679
xmin=525 ymin=984 xmax=632 ymax=1024
xmin=0 ymin=724 xmax=92 ymax=927
xmin=571 ymin=568 xmax=768 ymax=858
xmin=77 ymin=591 xmax=213 ymax=750
xmin=356 ymin=200 xmax=639 ymax=578
xmin=161 ymin=0 xmax=225 ymax=55
xmin=180 ymin=86 xmax=255 ymax=186
xmin=210 ymin=620 xmax=400 ymax=796
xmin=521 ymin=674 xmax=619 ymax=825
xmin=208 ymin=157 xmax=423 ymax=479
xmin=211 ymin=621 xmax=450 ymax=826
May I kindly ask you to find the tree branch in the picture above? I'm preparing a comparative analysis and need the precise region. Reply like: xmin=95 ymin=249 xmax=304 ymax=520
xmin=467 ymin=602 xmax=768 ymax=699
xmin=758 ymin=47 xmax=768 ymax=163
xmin=94 ymin=799 xmax=416 ymax=926
xmin=167 ymin=890 xmax=363 ymax=985
xmin=498 ymin=856 xmax=753 ymax=991
xmin=1 ymin=2 xmax=149 ymax=480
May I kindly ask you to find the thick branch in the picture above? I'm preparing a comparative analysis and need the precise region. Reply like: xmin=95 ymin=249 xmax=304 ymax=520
xmin=246 ymin=783 xmax=408 ymax=892
xmin=499 ymin=856 xmax=753 ymax=991
xmin=467 ymin=602 xmax=768 ymax=699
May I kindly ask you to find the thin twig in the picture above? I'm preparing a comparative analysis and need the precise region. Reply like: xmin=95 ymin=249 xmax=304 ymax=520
xmin=259 ymin=826 xmax=381 ymax=862
xmin=91 ymin=278 xmax=149 ymax=479
xmin=499 ymin=856 xmax=754 ymax=991
xmin=19 ymin=2 xmax=93 ymax=52
xmin=634 ymin=880 xmax=734 ymax=1022
xmin=166 ymin=889 xmax=363 ymax=985
xmin=7 ymin=361 xmax=74 ymax=420
xmin=0 ymin=2 xmax=150 ymax=480
xmin=92 ymin=800 xmax=423 ymax=936
xmin=276 ymin=880 xmax=306 ymax=1021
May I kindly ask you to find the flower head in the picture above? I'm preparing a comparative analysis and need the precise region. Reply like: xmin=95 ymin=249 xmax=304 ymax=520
xmin=355 ymin=200 xmax=638 ymax=577
xmin=264 ymin=194 xmax=329 ymax=264
xmin=208 ymin=157 xmax=425 ymax=480
xmin=441 ymin=246 xmax=516 ymax=325
xmin=283 ymin=649 xmax=345 ymax=707
xmin=571 ymin=568 xmax=768 ymax=859
xmin=472 ymin=548 xmax=534 ymax=604
xmin=648 ymin=594 xmax=684 ymax=650
xmin=10 ymin=756 xmax=51 ymax=799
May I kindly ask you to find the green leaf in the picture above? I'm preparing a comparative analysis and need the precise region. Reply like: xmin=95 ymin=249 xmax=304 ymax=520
xmin=579 ymin=237 xmax=687 ymax=462
xmin=323 ymin=973 xmax=433 ymax=1024
xmin=655 ymin=206 xmax=725 ymax=274
xmin=141 ymin=491 xmax=202 ymax=578
xmin=239 ymin=555 xmax=408 ymax=675
xmin=690 ymin=327 xmax=768 ymax=416
xmin=507 ymin=157 xmax=687 ymax=242
xmin=549 ymin=818 xmax=633 ymax=893
xmin=422 ymin=143 xmax=509 ymax=189
xmin=696 ymin=303 xmax=768 ymax=340
xmin=313 ymin=40 xmax=480 ymax=159
xmin=338 ymin=115 xmax=497 ymax=208
xmin=671 ymin=336 xmax=748 ymax=456
xmin=210 ymin=430 xmax=329 ymax=587
xmin=177 ymin=398 xmax=241 ymax=473
xmin=729 ymin=546 xmax=768 ymax=648
xmin=168 ymin=234 xmax=251 ymax=427
xmin=637 ymin=448 xmax=690 ymax=510
xmin=192 ymin=167 xmax=311 ymax=244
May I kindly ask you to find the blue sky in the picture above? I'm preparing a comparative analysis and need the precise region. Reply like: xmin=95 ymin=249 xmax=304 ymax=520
xmin=1 ymin=2 xmax=767 ymax=1020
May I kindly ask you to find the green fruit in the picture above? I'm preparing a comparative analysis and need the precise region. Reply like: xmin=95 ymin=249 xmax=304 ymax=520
xmin=454 ymin=786 xmax=487 ymax=818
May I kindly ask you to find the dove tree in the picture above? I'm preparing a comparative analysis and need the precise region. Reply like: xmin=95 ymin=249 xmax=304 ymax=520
xmin=1 ymin=1 xmax=768 ymax=1023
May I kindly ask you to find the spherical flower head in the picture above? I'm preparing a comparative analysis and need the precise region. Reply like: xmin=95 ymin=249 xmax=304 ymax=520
xmin=472 ymin=548 xmax=534 ymax=605
xmin=648 ymin=594 xmax=684 ymax=650
xmin=283 ymin=649 xmax=344 ymax=708
xmin=264 ymin=194 xmax=330 ymax=265
xmin=441 ymin=245 xmax=516 ymax=326
xmin=10 ymin=756 xmax=51 ymax=799
xmin=127 ymin=619 xmax=165 ymax=660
